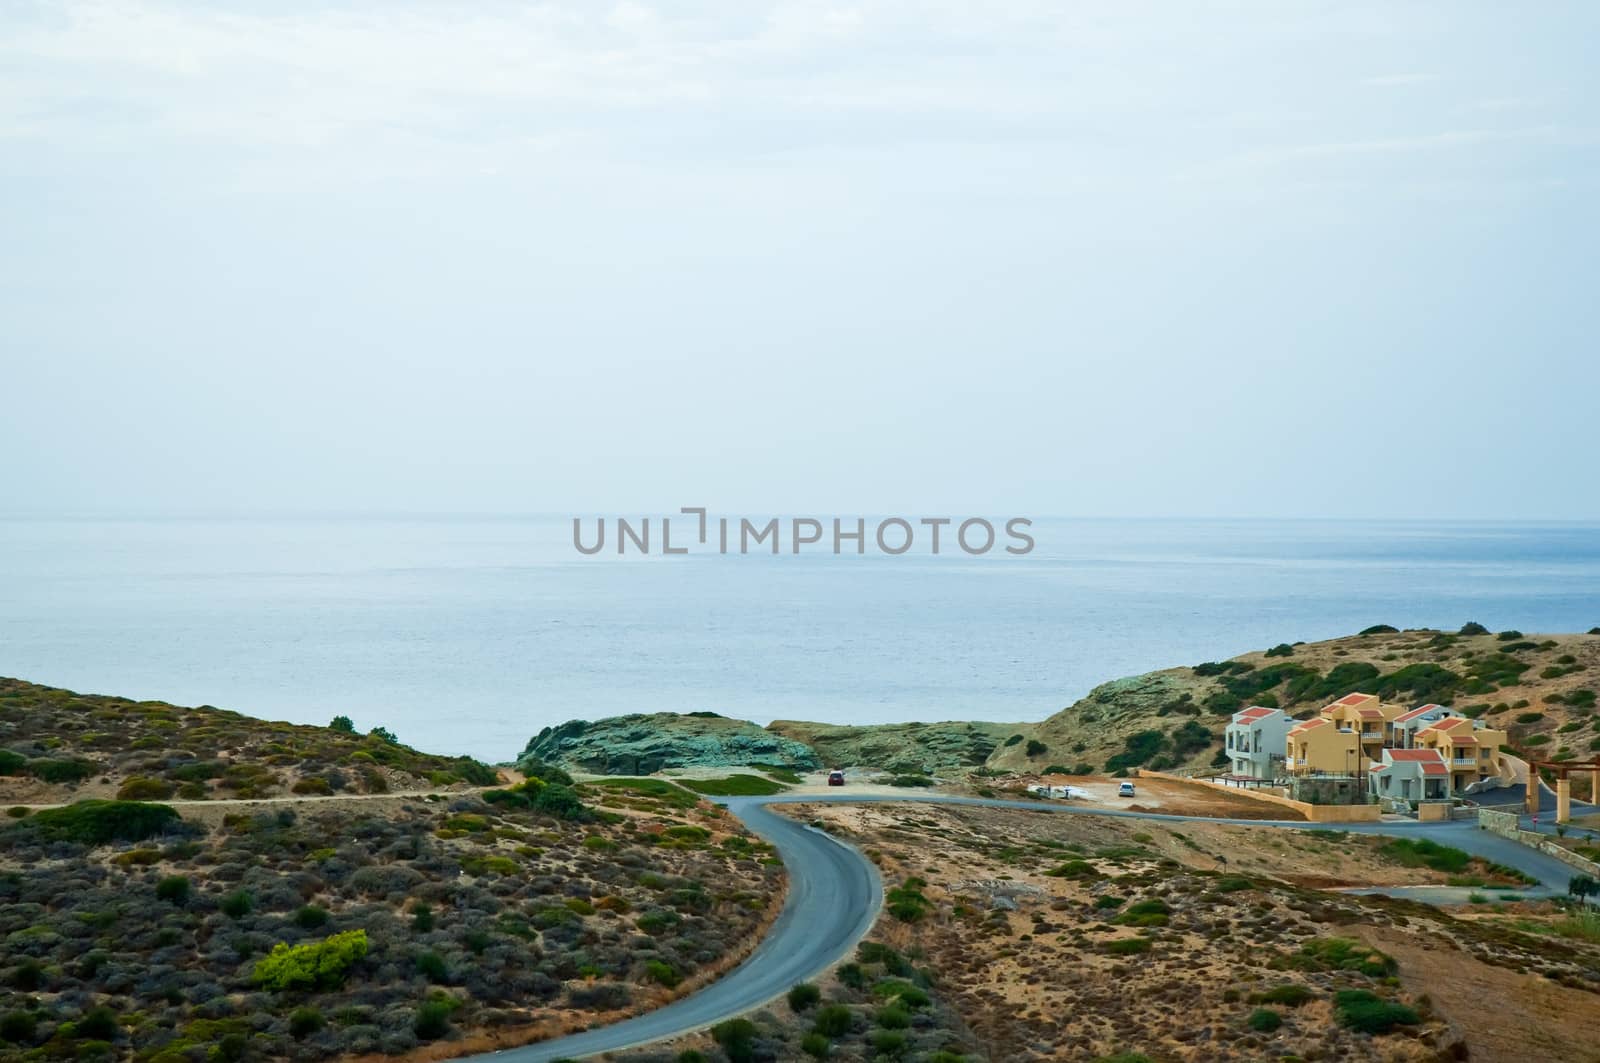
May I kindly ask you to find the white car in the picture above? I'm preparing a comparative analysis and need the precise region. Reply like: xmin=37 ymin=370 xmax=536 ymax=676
xmin=1117 ymin=781 xmax=1136 ymax=798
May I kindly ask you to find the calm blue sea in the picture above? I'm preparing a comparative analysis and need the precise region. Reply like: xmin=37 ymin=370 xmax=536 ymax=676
xmin=2 ymin=518 xmax=1597 ymax=761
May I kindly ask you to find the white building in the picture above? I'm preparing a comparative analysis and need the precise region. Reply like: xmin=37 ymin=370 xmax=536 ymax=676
xmin=1223 ymin=705 xmax=1290 ymax=781
xmin=1392 ymin=703 xmax=1458 ymax=748
xmin=1369 ymin=748 xmax=1450 ymax=803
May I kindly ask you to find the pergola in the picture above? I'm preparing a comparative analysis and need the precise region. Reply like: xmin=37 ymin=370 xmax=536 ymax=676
xmin=1525 ymin=756 xmax=1600 ymax=823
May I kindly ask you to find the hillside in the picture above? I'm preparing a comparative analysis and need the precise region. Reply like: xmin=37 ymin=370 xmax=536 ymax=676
xmin=987 ymin=625 xmax=1600 ymax=780
xmin=518 ymin=626 xmax=1600 ymax=789
xmin=0 ymin=688 xmax=783 ymax=1061
xmin=0 ymin=678 xmax=502 ymax=804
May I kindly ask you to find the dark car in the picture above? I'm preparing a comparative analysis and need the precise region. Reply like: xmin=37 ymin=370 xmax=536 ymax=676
xmin=827 ymin=770 xmax=846 ymax=786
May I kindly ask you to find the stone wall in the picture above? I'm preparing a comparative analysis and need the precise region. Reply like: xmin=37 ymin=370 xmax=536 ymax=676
xmin=1478 ymin=808 xmax=1600 ymax=878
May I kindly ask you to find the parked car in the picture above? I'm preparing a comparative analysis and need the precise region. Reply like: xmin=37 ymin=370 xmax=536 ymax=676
xmin=827 ymin=770 xmax=846 ymax=786
xmin=1118 ymin=781 xmax=1136 ymax=797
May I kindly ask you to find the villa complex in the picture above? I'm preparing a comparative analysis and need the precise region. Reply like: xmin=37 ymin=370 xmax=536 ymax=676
xmin=1224 ymin=691 xmax=1511 ymax=801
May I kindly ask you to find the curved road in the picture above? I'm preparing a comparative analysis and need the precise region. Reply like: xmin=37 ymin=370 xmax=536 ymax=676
xmin=478 ymin=792 xmax=1580 ymax=1062
xmin=483 ymin=800 xmax=881 ymax=1062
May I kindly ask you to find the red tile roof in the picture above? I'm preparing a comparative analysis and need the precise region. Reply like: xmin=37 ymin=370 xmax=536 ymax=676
xmin=1357 ymin=707 xmax=1384 ymax=719
xmin=1287 ymin=718 xmax=1329 ymax=736
xmin=1388 ymin=749 xmax=1446 ymax=763
xmin=1334 ymin=692 xmax=1375 ymax=706
xmin=1396 ymin=704 xmax=1446 ymax=723
xmin=1235 ymin=706 xmax=1276 ymax=721
xmin=1421 ymin=763 xmax=1448 ymax=776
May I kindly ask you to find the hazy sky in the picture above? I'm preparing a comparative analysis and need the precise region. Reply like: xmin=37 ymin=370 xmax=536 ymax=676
xmin=3 ymin=2 xmax=1596 ymax=519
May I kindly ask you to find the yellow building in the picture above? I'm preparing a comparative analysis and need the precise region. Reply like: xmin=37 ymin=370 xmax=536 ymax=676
xmin=1318 ymin=692 xmax=1404 ymax=760
xmin=1414 ymin=716 xmax=1508 ymax=794
xmin=1284 ymin=716 xmax=1361 ymax=775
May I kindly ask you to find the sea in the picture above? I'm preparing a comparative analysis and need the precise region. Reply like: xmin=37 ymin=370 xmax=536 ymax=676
xmin=2 ymin=517 xmax=1597 ymax=762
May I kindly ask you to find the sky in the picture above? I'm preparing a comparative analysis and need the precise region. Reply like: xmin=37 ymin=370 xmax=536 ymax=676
xmin=2 ymin=1 xmax=1596 ymax=520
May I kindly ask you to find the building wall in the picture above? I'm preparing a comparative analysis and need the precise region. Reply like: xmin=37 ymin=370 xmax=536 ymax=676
xmin=1286 ymin=723 xmax=1359 ymax=774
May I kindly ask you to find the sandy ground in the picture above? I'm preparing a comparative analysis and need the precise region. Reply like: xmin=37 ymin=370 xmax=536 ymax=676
xmin=782 ymin=801 xmax=1470 ymax=1061
xmin=1351 ymin=924 xmax=1600 ymax=1063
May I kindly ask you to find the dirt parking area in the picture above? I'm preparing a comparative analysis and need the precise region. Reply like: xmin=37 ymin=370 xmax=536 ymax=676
xmin=1013 ymin=773 xmax=1305 ymax=820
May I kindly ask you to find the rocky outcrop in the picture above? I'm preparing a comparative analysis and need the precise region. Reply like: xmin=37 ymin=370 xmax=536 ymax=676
xmin=519 ymin=713 xmax=823 ymax=775
xmin=766 ymin=720 xmax=1015 ymax=775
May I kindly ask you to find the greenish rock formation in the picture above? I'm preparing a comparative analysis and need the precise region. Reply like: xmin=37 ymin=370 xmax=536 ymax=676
xmin=519 ymin=713 xmax=823 ymax=775
xmin=766 ymin=720 xmax=1015 ymax=776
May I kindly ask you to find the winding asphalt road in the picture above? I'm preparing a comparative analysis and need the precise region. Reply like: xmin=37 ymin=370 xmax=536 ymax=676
xmin=482 ymin=800 xmax=881 ymax=1062
xmin=479 ymin=792 xmax=1581 ymax=1062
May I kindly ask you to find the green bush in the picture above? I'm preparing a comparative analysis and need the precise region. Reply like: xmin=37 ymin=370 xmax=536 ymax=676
xmin=78 ymin=1007 xmax=119 ymax=1040
xmin=868 ymin=1029 xmax=908 ymax=1057
xmin=289 ymin=1006 xmax=324 ymax=1038
xmin=876 ymin=1004 xmax=911 ymax=1029
xmin=295 ymin=905 xmax=329 ymax=929
xmin=28 ymin=758 xmax=96 ymax=783
xmin=887 ymin=774 xmax=936 ymax=787
xmin=1111 ymin=899 xmax=1171 ymax=927
xmin=646 ymin=960 xmax=680 ymax=987
xmin=1360 ymin=624 xmax=1398 ymax=635
xmin=1246 ymin=1008 xmax=1282 ymax=1032
xmin=532 ymin=783 xmax=589 ymax=819
xmin=414 ymin=996 xmax=458 ymax=1040
xmin=156 ymin=875 xmax=190 ymax=904
xmin=251 ymin=930 xmax=369 ymax=991
xmin=329 ymin=715 xmax=356 ymax=733
xmin=801 ymin=1032 xmax=830 ymax=1059
xmin=1265 ymin=643 xmax=1294 ymax=657
xmin=0 ymin=750 xmax=26 ymax=776
xmin=0 ymin=1011 xmax=36 ymax=1044
xmin=712 ymin=1018 xmax=759 ymax=1063
xmin=787 ymin=982 xmax=821 ymax=1011
xmin=1094 ymin=894 xmax=1124 ymax=909
xmin=416 ymin=950 xmax=449 ymax=982
xmin=115 ymin=777 xmax=175 ymax=801
xmin=1333 ymin=989 xmax=1419 ymax=1034
xmin=1105 ymin=937 xmax=1151 ymax=956
xmin=1459 ymin=621 xmax=1489 ymax=636
xmin=20 ymin=800 xmax=178 ymax=845
xmin=886 ymin=880 xmax=932 ymax=922
xmin=1046 ymin=859 xmax=1099 ymax=879
xmin=1287 ymin=937 xmax=1395 ymax=977
xmin=1105 ymin=730 xmax=1165 ymax=773
xmin=1256 ymin=984 xmax=1312 ymax=1006
xmin=812 ymin=1003 xmax=854 ymax=1037
xmin=1024 ymin=739 xmax=1048 ymax=757
xmin=220 ymin=890 xmax=254 ymax=919
xmin=1378 ymin=838 xmax=1471 ymax=874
